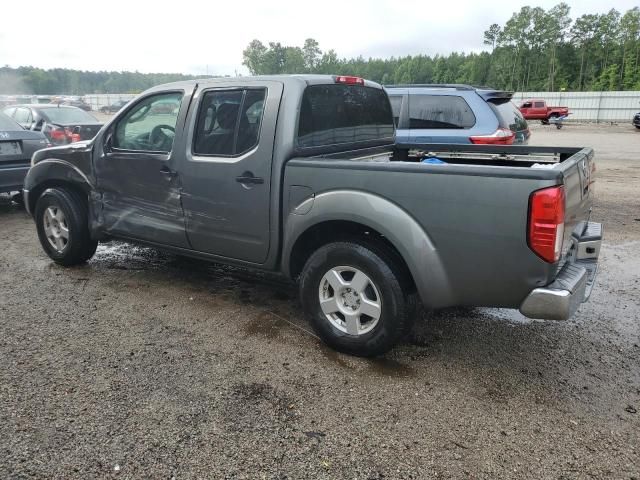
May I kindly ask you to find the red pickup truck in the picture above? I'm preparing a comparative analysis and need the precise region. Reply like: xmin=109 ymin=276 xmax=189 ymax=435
xmin=519 ymin=99 xmax=569 ymax=124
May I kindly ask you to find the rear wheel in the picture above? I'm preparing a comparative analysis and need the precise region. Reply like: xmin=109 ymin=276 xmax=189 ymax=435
xmin=35 ymin=188 xmax=97 ymax=266
xmin=299 ymin=241 xmax=414 ymax=356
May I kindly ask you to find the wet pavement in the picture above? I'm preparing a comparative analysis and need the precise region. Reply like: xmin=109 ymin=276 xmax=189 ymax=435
xmin=1 ymin=124 xmax=639 ymax=478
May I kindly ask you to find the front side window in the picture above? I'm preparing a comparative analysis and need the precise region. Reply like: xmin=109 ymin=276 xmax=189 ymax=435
xmin=114 ymin=92 xmax=183 ymax=152
xmin=521 ymin=102 xmax=532 ymax=109
xmin=409 ymin=95 xmax=475 ymax=129
xmin=193 ymin=88 xmax=266 ymax=156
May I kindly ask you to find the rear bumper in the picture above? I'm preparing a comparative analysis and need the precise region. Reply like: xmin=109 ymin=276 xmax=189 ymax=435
xmin=0 ymin=165 xmax=30 ymax=194
xmin=520 ymin=222 xmax=602 ymax=320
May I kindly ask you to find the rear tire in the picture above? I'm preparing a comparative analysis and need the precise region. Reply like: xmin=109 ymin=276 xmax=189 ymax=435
xmin=299 ymin=241 xmax=414 ymax=357
xmin=35 ymin=188 xmax=98 ymax=266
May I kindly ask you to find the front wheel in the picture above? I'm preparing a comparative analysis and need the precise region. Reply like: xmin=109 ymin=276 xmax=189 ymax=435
xmin=35 ymin=188 xmax=98 ymax=266
xmin=299 ymin=241 xmax=414 ymax=357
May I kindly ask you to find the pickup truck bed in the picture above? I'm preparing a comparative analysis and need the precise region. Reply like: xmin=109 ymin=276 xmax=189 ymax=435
xmin=284 ymin=143 xmax=597 ymax=312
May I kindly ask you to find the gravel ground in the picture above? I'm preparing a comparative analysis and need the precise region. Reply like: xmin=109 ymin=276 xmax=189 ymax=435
xmin=1 ymin=124 xmax=639 ymax=479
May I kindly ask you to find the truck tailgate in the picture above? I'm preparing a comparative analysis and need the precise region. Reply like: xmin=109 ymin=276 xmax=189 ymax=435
xmin=555 ymin=147 xmax=595 ymax=254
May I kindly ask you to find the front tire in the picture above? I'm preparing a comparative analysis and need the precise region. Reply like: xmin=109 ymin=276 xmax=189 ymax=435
xmin=299 ymin=241 xmax=414 ymax=357
xmin=35 ymin=188 xmax=98 ymax=266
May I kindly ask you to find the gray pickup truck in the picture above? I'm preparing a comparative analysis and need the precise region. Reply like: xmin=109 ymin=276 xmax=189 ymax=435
xmin=23 ymin=75 xmax=602 ymax=356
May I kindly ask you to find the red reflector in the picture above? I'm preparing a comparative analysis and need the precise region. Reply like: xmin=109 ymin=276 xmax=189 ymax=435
xmin=528 ymin=186 xmax=565 ymax=263
xmin=469 ymin=128 xmax=515 ymax=145
xmin=334 ymin=75 xmax=365 ymax=85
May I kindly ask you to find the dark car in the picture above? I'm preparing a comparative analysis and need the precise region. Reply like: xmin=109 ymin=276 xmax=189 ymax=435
xmin=0 ymin=112 xmax=49 ymax=194
xmin=633 ymin=112 xmax=640 ymax=129
xmin=100 ymin=100 xmax=129 ymax=114
xmin=2 ymin=104 xmax=102 ymax=145
xmin=385 ymin=84 xmax=530 ymax=145
xmin=59 ymin=99 xmax=92 ymax=111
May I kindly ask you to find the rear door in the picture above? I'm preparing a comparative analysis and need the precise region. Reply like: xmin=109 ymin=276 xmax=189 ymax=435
xmin=179 ymin=81 xmax=282 ymax=263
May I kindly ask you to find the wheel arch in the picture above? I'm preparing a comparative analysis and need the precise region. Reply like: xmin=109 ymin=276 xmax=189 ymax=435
xmin=283 ymin=190 xmax=454 ymax=309
xmin=25 ymin=159 xmax=92 ymax=215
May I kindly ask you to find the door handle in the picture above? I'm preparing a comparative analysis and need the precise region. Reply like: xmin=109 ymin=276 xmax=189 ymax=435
xmin=236 ymin=174 xmax=264 ymax=185
xmin=160 ymin=166 xmax=177 ymax=178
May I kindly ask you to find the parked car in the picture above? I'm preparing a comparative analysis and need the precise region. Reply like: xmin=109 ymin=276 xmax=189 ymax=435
xmin=100 ymin=100 xmax=130 ymax=114
xmin=633 ymin=112 xmax=640 ymax=129
xmin=0 ymin=112 xmax=49 ymax=194
xmin=59 ymin=99 xmax=92 ymax=111
xmin=385 ymin=84 xmax=530 ymax=146
xmin=2 ymin=104 xmax=102 ymax=145
xmin=23 ymin=75 xmax=601 ymax=356
xmin=518 ymin=99 xmax=570 ymax=124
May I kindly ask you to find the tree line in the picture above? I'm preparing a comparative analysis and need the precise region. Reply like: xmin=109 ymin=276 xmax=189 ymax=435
xmin=1 ymin=4 xmax=638 ymax=94
xmin=0 ymin=67 xmax=208 ymax=95
xmin=242 ymin=4 xmax=640 ymax=92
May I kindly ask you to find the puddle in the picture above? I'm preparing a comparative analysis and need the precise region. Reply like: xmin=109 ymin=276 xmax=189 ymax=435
xmin=367 ymin=357 xmax=414 ymax=378
xmin=244 ymin=311 xmax=283 ymax=339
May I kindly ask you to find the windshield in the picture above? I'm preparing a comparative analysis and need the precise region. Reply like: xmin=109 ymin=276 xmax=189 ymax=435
xmin=41 ymin=107 xmax=98 ymax=124
xmin=0 ymin=112 xmax=20 ymax=130
xmin=297 ymin=84 xmax=394 ymax=149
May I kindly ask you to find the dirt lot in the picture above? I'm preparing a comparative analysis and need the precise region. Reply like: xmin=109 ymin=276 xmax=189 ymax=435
xmin=1 ymin=124 xmax=639 ymax=479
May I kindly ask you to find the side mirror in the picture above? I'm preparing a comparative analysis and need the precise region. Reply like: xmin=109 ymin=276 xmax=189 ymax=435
xmin=33 ymin=119 xmax=44 ymax=131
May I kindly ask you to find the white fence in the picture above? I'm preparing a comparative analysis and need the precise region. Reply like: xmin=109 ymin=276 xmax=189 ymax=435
xmin=83 ymin=94 xmax=137 ymax=112
xmin=512 ymin=91 xmax=640 ymax=123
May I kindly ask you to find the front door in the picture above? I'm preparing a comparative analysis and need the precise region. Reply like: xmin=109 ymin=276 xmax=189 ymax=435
xmin=94 ymin=90 xmax=189 ymax=247
xmin=179 ymin=82 xmax=282 ymax=264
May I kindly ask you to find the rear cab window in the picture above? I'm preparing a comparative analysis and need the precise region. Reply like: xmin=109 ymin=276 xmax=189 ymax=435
xmin=297 ymin=84 xmax=394 ymax=150
xmin=408 ymin=95 xmax=475 ymax=129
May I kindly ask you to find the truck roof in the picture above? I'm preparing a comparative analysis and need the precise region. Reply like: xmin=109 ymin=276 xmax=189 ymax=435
xmin=144 ymin=75 xmax=384 ymax=95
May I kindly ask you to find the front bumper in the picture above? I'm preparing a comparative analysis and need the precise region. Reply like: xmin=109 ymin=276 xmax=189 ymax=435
xmin=520 ymin=222 xmax=602 ymax=320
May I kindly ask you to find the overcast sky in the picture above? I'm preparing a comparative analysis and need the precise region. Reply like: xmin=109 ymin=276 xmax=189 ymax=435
xmin=1 ymin=0 xmax=637 ymax=76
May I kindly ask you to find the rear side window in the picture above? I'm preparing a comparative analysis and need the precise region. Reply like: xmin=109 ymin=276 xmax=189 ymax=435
xmin=409 ymin=95 xmax=475 ymax=129
xmin=534 ymin=101 xmax=545 ymax=108
xmin=489 ymin=101 xmax=528 ymax=132
xmin=388 ymin=95 xmax=403 ymax=126
xmin=193 ymin=88 xmax=266 ymax=156
xmin=297 ymin=85 xmax=394 ymax=149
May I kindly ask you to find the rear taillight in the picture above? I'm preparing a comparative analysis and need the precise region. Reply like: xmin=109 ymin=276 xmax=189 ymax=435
xmin=528 ymin=186 xmax=565 ymax=263
xmin=48 ymin=126 xmax=80 ymax=144
xmin=334 ymin=75 xmax=365 ymax=85
xmin=49 ymin=127 xmax=67 ymax=144
xmin=469 ymin=128 xmax=515 ymax=145
xmin=64 ymin=127 xmax=81 ymax=143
